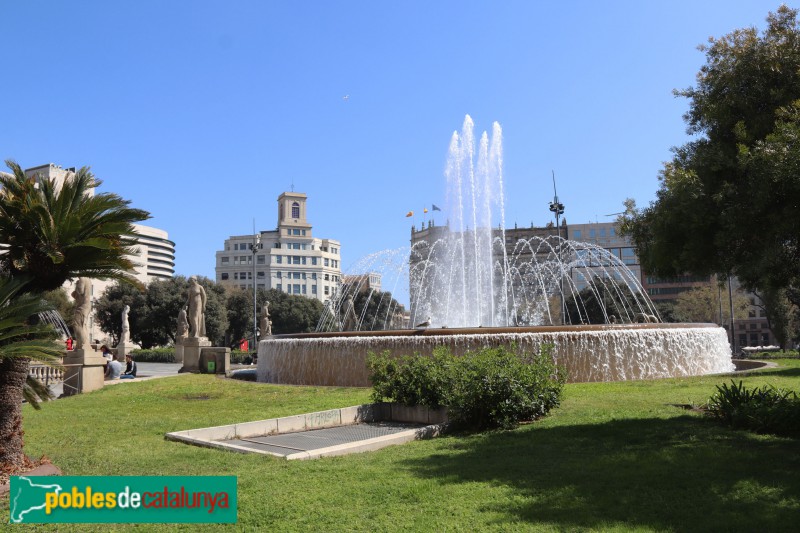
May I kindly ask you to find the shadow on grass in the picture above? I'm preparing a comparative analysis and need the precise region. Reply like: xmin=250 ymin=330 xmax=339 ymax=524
xmin=403 ymin=416 xmax=800 ymax=531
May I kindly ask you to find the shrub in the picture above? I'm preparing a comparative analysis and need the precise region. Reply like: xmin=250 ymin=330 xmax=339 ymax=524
xmin=130 ymin=347 xmax=176 ymax=363
xmin=367 ymin=345 xmax=564 ymax=430
xmin=707 ymin=380 xmax=800 ymax=437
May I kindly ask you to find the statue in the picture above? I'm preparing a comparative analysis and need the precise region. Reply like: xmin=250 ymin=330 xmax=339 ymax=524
xmin=71 ymin=277 xmax=91 ymax=350
xmin=260 ymin=302 xmax=272 ymax=337
xmin=341 ymin=295 xmax=358 ymax=332
xmin=121 ymin=304 xmax=131 ymax=343
xmin=186 ymin=276 xmax=207 ymax=338
xmin=176 ymin=306 xmax=189 ymax=340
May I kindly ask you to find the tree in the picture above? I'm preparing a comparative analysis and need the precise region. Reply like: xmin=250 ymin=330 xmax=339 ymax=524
xmin=225 ymin=287 xmax=254 ymax=346
xmin=95 ymin=282 xmax=146 ymax=346
xmin=672 ymin=284 xmax=749 ymax=324
xmin=620 ymin=6 xmax=800 ymax=313
xmin=564 ymin=276 xmax=644 ymax=325
xmin=137 ymin=278 xmax=189 ymax=348
xmin=257 ymin=289 xmax=324 ymax=334
xmin=40 ymin=288 xmax=73 ymax=323
xmin=0 ymin=278 xmax=64 ymax=467
xmin=344 ymin=288 xmax=404 ymax=331
xmin=0 ymin=161 xmax=149 ymax=292
xmin=0 ymin=160 xmax=149 ymax=472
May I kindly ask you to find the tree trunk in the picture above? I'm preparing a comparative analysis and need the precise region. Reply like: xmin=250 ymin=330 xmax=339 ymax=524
xmin=0 ymin=356 xmax=30 ymax=468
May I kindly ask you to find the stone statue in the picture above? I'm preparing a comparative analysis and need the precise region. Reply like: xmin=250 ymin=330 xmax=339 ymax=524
xmin=176 ymin=306 xmax=189 ymax=340
xmin=121 ymin=304 xmax=131 ymax=343
xmin=259 ymin=302 xmax=272 ymax=337
xmin=71 ymin=277 xmax=91 ymax=350
xmin=186 ymin=276 xmax=207 ymax=338
xmin=341 ymin=295 xmax=358 ymax=332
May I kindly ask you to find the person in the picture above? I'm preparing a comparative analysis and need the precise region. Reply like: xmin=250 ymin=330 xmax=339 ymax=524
xmin=105 ymin=358 xmax=123 ymax=380
xmin=100 ymin=345 xmax=113 ymax=361
xmin=186 ymin=276 xmax=207 ymax=338
xmin=120 ymin=354 xmax=137 ymax=379
xmin=65 ymin=336 xmax=73 ymax=351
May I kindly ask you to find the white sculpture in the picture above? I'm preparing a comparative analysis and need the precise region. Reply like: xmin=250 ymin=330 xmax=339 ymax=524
xmin=186 ymin=276 xmax=207 ymax=338
xmin=176 ymin=306 xmax=189 ymax=340
xmin=71 ymin=277 xmax=91 ymax=350
xmin=121 ymin=304 xmax=131 ymax=343
xmin=260 ymin=302 xmax=272 ymax=337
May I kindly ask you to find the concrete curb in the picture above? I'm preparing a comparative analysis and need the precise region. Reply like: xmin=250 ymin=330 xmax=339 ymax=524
xmin=165 ymin=403 xmax=448 ymax=460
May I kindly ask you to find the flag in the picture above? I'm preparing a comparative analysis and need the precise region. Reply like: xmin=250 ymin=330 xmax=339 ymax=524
xmin=431 ymin=204 xmax=441 ymax=211
xmin=406 ymin=211 xmax=414 ymax=217
xmin=423 ymin=208 xmax=428 ymax=214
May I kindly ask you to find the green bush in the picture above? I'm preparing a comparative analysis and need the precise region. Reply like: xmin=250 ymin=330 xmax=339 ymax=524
xmin=707 ymin=380 xmax=800 ymax=437
xmin=367 ymin=345 xmax=564 ymax=430
xmin=130 ymin=347 xmax=176 ymax=363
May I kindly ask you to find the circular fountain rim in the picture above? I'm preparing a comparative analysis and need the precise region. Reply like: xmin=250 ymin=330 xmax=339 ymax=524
xmin=268 ymin=323 xmax=722 ymax=340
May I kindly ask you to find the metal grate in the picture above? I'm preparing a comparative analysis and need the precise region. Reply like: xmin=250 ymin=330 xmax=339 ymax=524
xmin=223 ymin=422 xmax=421 ymax=456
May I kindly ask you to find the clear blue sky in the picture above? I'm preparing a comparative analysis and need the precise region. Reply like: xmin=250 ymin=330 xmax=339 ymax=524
xmin=1 ymin=1 xmax=784 ymax=294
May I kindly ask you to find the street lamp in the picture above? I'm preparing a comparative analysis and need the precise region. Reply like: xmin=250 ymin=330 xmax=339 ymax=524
xmin=250 ymin=230 xmax=262 ymax=351
xmin=548 ymin=171 xmax=566 ymax=324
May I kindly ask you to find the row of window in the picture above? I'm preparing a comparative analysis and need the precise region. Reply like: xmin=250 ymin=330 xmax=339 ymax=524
xmin=222 ymin=271 xmax=341 ymax=283
xmin=285 ymin=228 xmax=307 ymax=236
xmin=571 ymin=227 xmax=617 ymax=240
xmin=739 ymin=333 xmax=771 ymax=346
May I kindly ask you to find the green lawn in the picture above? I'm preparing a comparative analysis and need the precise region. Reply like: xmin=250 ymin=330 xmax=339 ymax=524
xmin=3 ymin=361 xmax=800 ymax=532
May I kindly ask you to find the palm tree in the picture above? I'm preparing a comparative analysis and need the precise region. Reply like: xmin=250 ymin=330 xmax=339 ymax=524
xmin=0 ymin=160 xmax=150 ymax=471
xmin=0 ymin=160 xmax=150 ymax=292
xmin=0 ymin=276 xmax=64 ymax=467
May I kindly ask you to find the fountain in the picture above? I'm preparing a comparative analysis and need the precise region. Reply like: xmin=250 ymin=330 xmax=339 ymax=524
xmin=257 ymin=116 xmax=734 ymax=387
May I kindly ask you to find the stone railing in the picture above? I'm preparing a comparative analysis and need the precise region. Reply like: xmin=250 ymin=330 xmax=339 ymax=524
xmin=28 ymin=364 xmax=65 ymax=386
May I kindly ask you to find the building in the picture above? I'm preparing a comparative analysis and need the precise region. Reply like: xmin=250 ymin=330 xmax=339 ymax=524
xmin=566 ymin=222 xmax=641 ymax=291
xmin=20 ymin=164 xmax=176 ymax=344
xmin=215 ymin=192 xmax=342 ymax=303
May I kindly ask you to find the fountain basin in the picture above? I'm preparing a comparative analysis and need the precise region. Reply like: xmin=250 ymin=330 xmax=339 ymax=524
xmin=257 ymin=323 xmax=734 ymax=387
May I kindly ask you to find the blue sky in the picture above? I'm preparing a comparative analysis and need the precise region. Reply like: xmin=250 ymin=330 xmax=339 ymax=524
xmin=1 ymin=1 xmax=784 ymax=297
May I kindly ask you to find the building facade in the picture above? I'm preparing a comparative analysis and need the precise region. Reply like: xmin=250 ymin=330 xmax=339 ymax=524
xmin=215 ymin=192 xmax=342 ymax=303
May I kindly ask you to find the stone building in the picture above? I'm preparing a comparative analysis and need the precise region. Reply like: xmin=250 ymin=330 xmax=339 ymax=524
xmin=215 ymin=192 xmax=342 ymax=303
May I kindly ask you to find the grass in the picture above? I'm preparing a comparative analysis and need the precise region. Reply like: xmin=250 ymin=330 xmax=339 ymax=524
xmin=3 ymin=361 xmax=800 ymax=531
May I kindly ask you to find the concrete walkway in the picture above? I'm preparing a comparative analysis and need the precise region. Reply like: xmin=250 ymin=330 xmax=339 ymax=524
xmin=47 ymin=362 xmax=184 ymax=398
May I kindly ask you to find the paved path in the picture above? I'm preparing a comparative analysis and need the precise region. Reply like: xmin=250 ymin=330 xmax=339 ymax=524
xmin=47 ymin=362 xmax=184 ymax=398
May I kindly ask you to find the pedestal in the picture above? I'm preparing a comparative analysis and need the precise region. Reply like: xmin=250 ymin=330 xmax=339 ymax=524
xmin=174 ymin=342 xmax=185 ymax=364
xmin=62 ymin=348 xmax=107 ymax=396
xmin=114 ymin=340 xmax=141 ymax=361
xmin=180 ymin=337 xmax=212 ymax=373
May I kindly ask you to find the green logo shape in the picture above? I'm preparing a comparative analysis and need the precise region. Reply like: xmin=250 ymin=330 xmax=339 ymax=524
xmin=9 ymin=476 xmax=237 ymax=524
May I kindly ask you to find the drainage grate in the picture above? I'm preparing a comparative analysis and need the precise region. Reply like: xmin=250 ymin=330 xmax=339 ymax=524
xmin=221 ymin=422 xmax=422 ymax=456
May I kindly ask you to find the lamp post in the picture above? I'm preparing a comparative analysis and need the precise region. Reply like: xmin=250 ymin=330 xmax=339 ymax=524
xmin=250 ymin=231 xmax=262 ymax=351
xmin=548 ymin=171 xmax=565 ymax=324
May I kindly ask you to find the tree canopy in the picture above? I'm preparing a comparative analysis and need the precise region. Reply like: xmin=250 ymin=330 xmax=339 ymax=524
xmin=620 ymin=6 xmax=800 ymax=310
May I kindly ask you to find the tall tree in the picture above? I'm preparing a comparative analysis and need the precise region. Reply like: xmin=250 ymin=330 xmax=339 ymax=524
xmin=257 ymin=289 xmax=324 ymax=335
xmin=672 ymin=284 xmax=749 ymax=324
xmin=0 ymin=160 xmax=149 ymax=471
xmin=95 ymin=282 xmax=146 ymax=346
xmin=620 ymin=7 xmax=800 ymax=313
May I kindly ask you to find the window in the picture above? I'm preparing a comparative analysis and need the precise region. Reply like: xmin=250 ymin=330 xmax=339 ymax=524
xmin=301 ymin=272 xmax=307 ymax=279
xmin=589 ymin=229 xmax=596 ymax=238
xmin=324 ymin=258 xmax=330 ymax=267
xmin=257 ymin=271 xmax=265 ymax=278
xmin=221 ymin=273 xmax=229 ymax=280
xmin=311 ymin=273 xmax=317 ymax=280
xmin=234 ymin=257 xmax=240 ymax=265
xmin=292 ymin=202 xmax=300 ymax=218
xmin=750 ymin=333 xmax=759 ymax=344
xmin=221 ymin=257 xmax=229 ymax=264
xmin=324 ymin=286 xmax=330 ymax=295
xmin=293 ymin=229 xmax=300 ymax=235
xmin=292 ymin=256 xmax=301 ymax=265
xmin=292 ymin=243 xmax=301 ymax=250
xmin=325 ymin=274 xmax=329 ymax=281
xmin=301 ymin=257 xmax=307 ymax=265
xmin=302 ymin=230 xmax=306 ymax=236
xmin=312 ymin=285 xmax=317 ymax=294
xmin=234 ymin=273 xmax=239 ymax=280
xmin=312 ymin=257 xmax=318 ymax=266
xmin=739 ymin=334 xmax=747 ymax=346
xmin=276 ymin=271 xmax=282 ymax=278
xmin=293 ymin=272 xmax=301 ymax=279
xmin=274 ymin=243 xmax=281 ymax=249
xmin=572 ymin=229 xmax=581 ymax=239
xmin=599 ymin=229 xmax=606 ymax=237
xmin=257 ymin=255 xmax=265 ymax=264
xmin=302 ymin=285 xmax=307 ymax=294
xmin=275 ymin=255 xmax=282 ymax=264
xmin=609 ymin=227 xmax=616 ymax=237
xmin=234 ymin=244 xmax=239 ymax=250
xmin=276 ymin=284 xmax=282 ymax=291
xmin=762 ymin=333 xmax=770 ymax=344
xmin=293 ymin=284 xmax=301 ymax=294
